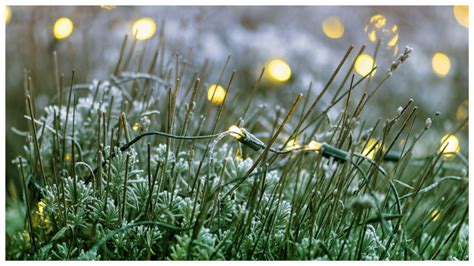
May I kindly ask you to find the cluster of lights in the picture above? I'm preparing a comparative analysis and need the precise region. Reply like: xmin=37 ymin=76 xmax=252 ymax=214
xmin=52 ymin=14 xmax=158 ymax=42
xmin=53 ymin=17 xmax=74 ymax=40
xmin=322 ymin=16 xmax=345 ymax=39
xmin=431 ymin=52 xmax=451 ymax=78
xmin=227 ymin=125 xmax=350 ymax=162
xmin=226 ymin=126 xmax=414 ymax=164
xmin=207 ymin=84 xmax=227 ymax=105
xmin=265 ymin=59 xmax=292 ymax=83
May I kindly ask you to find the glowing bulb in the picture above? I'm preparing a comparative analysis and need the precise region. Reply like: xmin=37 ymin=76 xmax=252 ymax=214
xmin=440 ymin=134 xmax=460 ymax=158
xmin=229 ymin=125 xmax=243 ymax=140
xmin=64 ymin=153 xmax=72 ymax=161
xmin=207 ymin=84 xmax=226 ymax=105
xmin=53 ymin=17 xmax=74 ymax=40
xmin=453 ymin=6 xmax=468 ymax=28
xmin=431 ymin=210 xmax=441 ymax=222
xmin=322 ymin=16 xmax=344 ymax=39
xmin=456 ymin=100 xmax=468 ymax=124
xmin=132 ymin=122 xmax=140 ymax=131
xmin=132 ymin=17 xmax=156 ymax=40
xmin=6 ymin=6 xmax=11 ymax=24
xmin=286 ymin=139 xmax=301 ymax=150
xmin=432 ymin=52 xmax=451 ymax=77
xmin=266 ymin=59 xmax=292 ymax=82
xmin=354 ymin=54 xmax=376 ymax=77
xmin=307 ymin=140 xmax=321 ymax=151
xmin=362 ymin=138 xmax=384 ymax=160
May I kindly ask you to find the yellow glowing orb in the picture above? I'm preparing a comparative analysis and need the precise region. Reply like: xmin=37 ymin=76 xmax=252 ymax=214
xmin=229 ymin=125 xmax=243 ymax=140
xmin=456 ymin=100 xmax=468 ymax=124
xmin=363 ymin=138 xmax=384 ymax=160
xmin=440 ymin=134 xmax=460 ymax=158
xmin=132 ymin=17 xmax=156 ymax=40
xmin=322 ymin=16 xmax=344 ymax=39
xmin=53 ymin=17 xmax=74 ymax=40
xmin=64 ymin=153 xmax=72 ymax=161
xmin=432 ymin=52 xmax=451 ymax=77
xmin=370 ymin=14 xmax=386 ymax=29
xmin=6 ymin=6 xmax=11 ymax=24
xmin=431 ymin=210 xmax=441 ymax=222
xmin=307 ymin=140 xmax=321 ymax=151
xmin=266 ymin=59 xmax=292 ymax=82
xmin=132 ymin=122 xmax=140 ymax=131
xmin=354 ymin=54 xmax=376 ymax=77
xmin=453 ymin=6 xmax=468 ymax=28
xmin=207 ymin=84 xmax=226 ymax=105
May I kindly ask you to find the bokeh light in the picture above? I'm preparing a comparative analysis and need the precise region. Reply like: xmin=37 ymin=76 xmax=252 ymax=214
xmin=387 ymin=25 xmax=399 ymax=47
xmin=432 ymin=52 xmax=451 ymax=77
xmin=207 ymin=84 xmax=226 ymax=105
xmin=132 ymin=122 xmax=140 ymax=131
xmin=453 ymin=6 xmax=468 ymax=28
xmin=322 ymin=16 xmax=344 ymax=39
xmin=456 ymin=100 xmax=468 ymax=124
xmin=439 ymin=134 xmax=460 ymax=158
xmin=64 ymin=152 xmax=72 ymax=161
xmin=354 ymin=54 xmax=376 ymax=77
xmin=365 ymin=14 xmax=399 ymax=55
xmin=6 ymin=6 xmax=11 ymax=24
xmin=53 ymin=17 xmax=74 ymax=40
xmin=132 ymin=17 xmax=156 ymax=40
xmin=266 ymin=59 xmax=292 ymax=82
xmin=370 ymin=14 xmax=386 ymax=28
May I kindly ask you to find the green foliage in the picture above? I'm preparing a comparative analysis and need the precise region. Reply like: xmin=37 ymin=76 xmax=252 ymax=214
xmin=6 ymin=41 xmax=468 ymax=261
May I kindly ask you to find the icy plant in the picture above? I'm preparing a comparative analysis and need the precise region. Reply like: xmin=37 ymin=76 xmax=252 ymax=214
xmin=6 ymin=28 xmax=468 ymax=261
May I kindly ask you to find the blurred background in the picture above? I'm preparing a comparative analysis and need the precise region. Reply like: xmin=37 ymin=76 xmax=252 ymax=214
xmin=5 ymin=6 xmax=468 ymax=195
